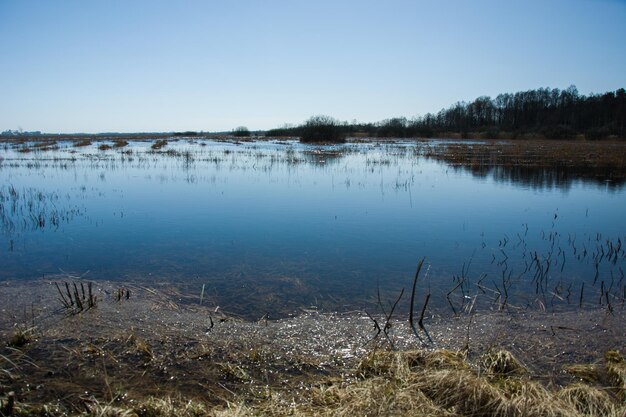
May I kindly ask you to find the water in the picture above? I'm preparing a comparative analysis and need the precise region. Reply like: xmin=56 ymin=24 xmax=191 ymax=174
xmin=1 ymin=138 xmax=624 ymax=317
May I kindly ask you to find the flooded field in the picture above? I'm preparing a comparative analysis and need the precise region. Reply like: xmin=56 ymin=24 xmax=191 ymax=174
xmin=1 ymin=137 xmax=625 ymax=415
xmin=0 ymin=137 xmax=625 ymax=318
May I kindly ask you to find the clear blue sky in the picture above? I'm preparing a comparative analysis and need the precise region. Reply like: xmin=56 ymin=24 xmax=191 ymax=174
xmin=1 ymin=0 xmax=625 ymax=133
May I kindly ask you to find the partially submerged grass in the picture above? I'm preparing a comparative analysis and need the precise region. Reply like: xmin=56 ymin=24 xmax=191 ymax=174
xmin=151 ymin=139 xmax=168 ymax=150
xmin=420 ymin=139 xmax=626 ymax=186
xmin=126 ymin=334 xmax=154 ymax=361
xmin=14 ymin=141 xmax=59 ymax=153
xmin=113 ymin=139 xmax=129 ymax=148
xmin=73 ymin=138 xmax=93 ymax=147
xmin=7 ymin=327 xmax=31 ymax=348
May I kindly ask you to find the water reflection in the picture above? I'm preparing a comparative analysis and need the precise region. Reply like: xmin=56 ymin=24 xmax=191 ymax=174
xmin=0 ymin=139 xmax=624 ymax=318
xmin=450 ymin=164 xmax=624 ymax=190
xmin=420 ymin=140 xmax=626 ymax=190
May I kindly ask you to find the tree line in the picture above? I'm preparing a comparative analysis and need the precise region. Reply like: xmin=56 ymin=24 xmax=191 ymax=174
xmin=266 ymin=86 xmax=626 ymax=141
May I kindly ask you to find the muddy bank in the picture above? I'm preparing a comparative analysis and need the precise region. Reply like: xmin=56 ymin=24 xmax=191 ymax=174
xmin=0 ymin=279 xmax=624 ymax=414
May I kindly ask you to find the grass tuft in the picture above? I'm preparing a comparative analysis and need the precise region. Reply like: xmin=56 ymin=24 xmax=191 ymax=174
xmin=8 ymin=327 xmax=30 ymax=348
xmin=126 ymin=334 xmax=154 ymax=361
xmin=563 ymin=364 xmax=601 ymax=383
xmin=605 ymin=350 xmax=626 ymax=401
xmin=558 ymin=383 xmax=618 ymax=417
xmin=481 ymin=349 xmax=528 ymax=376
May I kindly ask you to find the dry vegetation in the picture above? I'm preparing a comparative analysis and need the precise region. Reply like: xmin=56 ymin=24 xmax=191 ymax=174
xmin=1 ymin=137 xmax=625 ymax=415
xmin=0 ymin=280 xmax=624 ymax=416
xmin=2 ymin=349 xmax=624 ymax=416
xmin=420 ymin=140 xmax=626 ymax=184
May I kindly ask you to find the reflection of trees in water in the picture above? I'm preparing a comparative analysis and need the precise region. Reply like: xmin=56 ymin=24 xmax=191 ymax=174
xmin=450 ymin=164 xmax=625 ymax=190
xmin=422 ymin=141 xmax=626 ymax=191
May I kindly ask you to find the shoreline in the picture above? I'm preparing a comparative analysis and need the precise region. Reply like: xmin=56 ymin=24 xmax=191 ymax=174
xmin=1 ymin=279 xmax=624 ymax=415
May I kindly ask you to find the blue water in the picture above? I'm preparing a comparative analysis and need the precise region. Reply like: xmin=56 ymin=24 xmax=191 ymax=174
xmin=1 ymin=139 xmax=624 ymax=317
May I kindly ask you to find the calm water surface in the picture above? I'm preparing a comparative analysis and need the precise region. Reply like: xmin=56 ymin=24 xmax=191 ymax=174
xmin=1 ymin=139 xmax=624 ymax=317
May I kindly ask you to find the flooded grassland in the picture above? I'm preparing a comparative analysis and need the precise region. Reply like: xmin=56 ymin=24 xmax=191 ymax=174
xmin=0 ymin=137 xmax=625 ymax=415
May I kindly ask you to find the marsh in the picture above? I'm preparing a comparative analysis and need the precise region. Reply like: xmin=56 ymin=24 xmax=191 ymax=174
xmin=0 ymin=137 xmax=624 ymax=318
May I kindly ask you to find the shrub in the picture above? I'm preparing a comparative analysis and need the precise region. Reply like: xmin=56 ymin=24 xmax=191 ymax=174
xmin=233 ymin=126 xmax=251 ymax=137
xmin=300 ymin=115 xmax=346 ymax=143
xmin=377 ymin=118 xmax=408 ymax=138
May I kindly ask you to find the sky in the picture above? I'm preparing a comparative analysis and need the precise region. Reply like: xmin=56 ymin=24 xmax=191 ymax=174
xmin=1 ymin=0 xmax=625 ymax=133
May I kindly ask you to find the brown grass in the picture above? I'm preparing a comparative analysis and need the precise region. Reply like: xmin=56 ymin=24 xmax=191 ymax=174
xmin=1 ymin=282 xmax=624 ymax=417
xmin=73 ymin=139 xmax=93 ymax=147
xmin=151 ymin=139 xmax=168 ymax=150
xmin=421 ymin=139 xmax=626 ymax=183
xmin=563 ymin=364 xmax=601 ymax=383
xmin=3 ymin=348 xmax=625 ymax=416
xmin=558 ymin=384 xmax=617 ymax=417
xmin=605 ymin=350 xmax=626 ymax=401
xmin=481 ymin=349 xmax=528 ymax=376
xmin=113 ymin=139 xmax=129 ymax=148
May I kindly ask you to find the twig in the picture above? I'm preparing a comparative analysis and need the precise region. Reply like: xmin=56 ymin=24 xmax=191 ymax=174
xmin=464 ymin=295 xmax=477 ymax=353
xmin=55 ymin=282 xmax=71 ymax=308
xmin=579 ymin=282 xmax=585 ymax=308
xmin=376 ymin=282 xmax=388 ymax=318
xmin=364 ymin=310 xmax=382 ymax=345
xmin=418 ymin=293 xmax=433 ymax=343
xmin=383 ymin=288 xmax=404 ymax=349
xmin=409 ymin=258 xmax=426 ymax=344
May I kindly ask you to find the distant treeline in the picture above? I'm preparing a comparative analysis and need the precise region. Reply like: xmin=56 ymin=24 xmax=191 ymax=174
xmin=267 ymin=86 xmax=626 ymax=140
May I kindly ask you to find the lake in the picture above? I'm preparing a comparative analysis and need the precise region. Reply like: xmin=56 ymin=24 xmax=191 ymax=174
xmin=1 ymin=138 xmax=624 ymax=318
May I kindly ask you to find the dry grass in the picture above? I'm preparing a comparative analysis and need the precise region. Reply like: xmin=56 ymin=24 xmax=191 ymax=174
xmin=605 ymin=350 xmax=626 ymax=401
xmin=557 ymin=384 xmax=618 ymax=417
xmin=421 ymin=140 xmax=626 ymax=184
xmin=7 ymin=327 xmax=31 ymax=348
xmin=151 ymin=140 xmax=168 ymax=150
xmin=3 ymin=348 xmax=625 ymax=416
xmin=481 ymin=349 xmax=528 ymax=377
xmin=73 ymin=139 xmax=93 ymax=147
xmin=113 ymin=139 xmax=129 ymax=148
xmin=228 ymin=349 xmax=625 ymax=417
xmin=2 ymin=283 xmax=623 ymax=417
xmin=563 ymin=364 xmax=601 ymax=383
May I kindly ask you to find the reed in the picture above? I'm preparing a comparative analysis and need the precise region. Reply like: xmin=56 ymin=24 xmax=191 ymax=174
xmin=54 ymin=280 xmax=97 ymax=314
